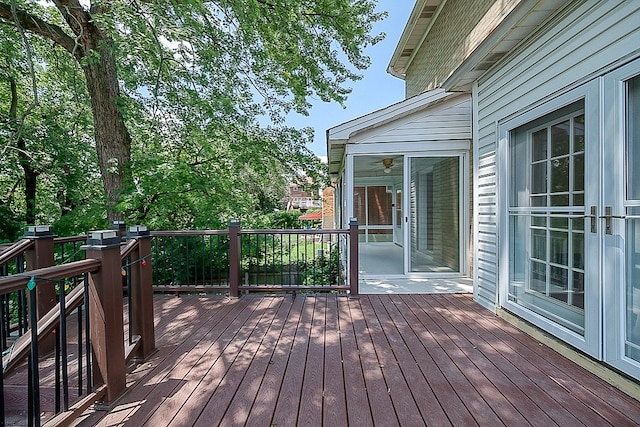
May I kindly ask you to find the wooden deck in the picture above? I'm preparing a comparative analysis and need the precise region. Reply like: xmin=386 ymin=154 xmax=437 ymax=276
xmin=73 ymin=293 xmax=640 ymax=426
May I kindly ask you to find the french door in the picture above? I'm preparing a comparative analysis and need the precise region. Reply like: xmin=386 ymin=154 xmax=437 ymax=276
xmin=506 ymin=93 xmax=599 ymax=356
xmin=504 ymin=60 xmax=640 ymax=378
xmin=602 ymin=64 xmax=640 ymax=377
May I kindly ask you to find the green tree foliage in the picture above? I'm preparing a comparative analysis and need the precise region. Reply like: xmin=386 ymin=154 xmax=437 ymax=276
xmin=267 ymin=209 xmax=303 ymax=229
xmin=0 ymin=0 xmax=385 ymax=233
xmin=1 ymin=9 xmax=106 ymax=239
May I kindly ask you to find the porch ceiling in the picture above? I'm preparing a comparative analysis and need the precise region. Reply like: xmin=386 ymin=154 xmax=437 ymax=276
xmin=354 ymin=155 xmax=404 ymax=179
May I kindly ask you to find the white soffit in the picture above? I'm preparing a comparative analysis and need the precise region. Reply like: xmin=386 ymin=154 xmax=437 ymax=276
xmin=444 ymin=0 xmax=570 ymax=91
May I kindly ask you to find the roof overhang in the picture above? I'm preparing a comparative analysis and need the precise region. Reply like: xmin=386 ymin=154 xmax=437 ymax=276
xmin=444 ymin=0 xmax=571 ymax=91
xmin=326 ymin=88 xmax=455 ymax=176
xmin=387 ymin=0 xmax=445 ymax=80
xmin=388 ymin=0 xmax=570 ymax=90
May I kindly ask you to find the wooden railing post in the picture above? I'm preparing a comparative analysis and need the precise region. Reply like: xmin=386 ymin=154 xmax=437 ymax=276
xmin=111 ymin=220 xmax=127 ymax=240
xmin=127 ymin=225 xmax=156 ymax=360
xmin=24 ymin=225 xmax=56 ymax=353
xmin=82 ymin=230 xmax=126 ymax=404
xmin=229 ymin=219 xmax=241 ymax=298
xmin=349 ymin=218 xmax=359 ymax=298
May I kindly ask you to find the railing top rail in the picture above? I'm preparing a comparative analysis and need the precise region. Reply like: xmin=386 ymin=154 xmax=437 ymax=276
xmin=0 ymin=258 xmax=100 ymax=295
xmin=0 ymin=238 xmax=34 ymax=266
xmin=120 ymin=238 xmax=139 ymax=260
xmin=238 ymin=229 xmax=350 ymax=235
xmin=54 ymin=234 xmax=88 ymax=244
xmin=151 ymin=230 xmax=229 ymax=237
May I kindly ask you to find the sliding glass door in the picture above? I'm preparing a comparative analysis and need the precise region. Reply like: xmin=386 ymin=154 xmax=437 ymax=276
xmin=407 ymin=156 xmax=462 ymax=273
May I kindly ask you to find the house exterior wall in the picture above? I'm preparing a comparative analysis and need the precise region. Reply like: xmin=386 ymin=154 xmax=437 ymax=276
xmin=404 ymin=0 xmax=520 ymax=97
xmin=474 ymin=0 xmax=640 ymax=310
xmin=346 ymin=94 xmax=472 ymax=146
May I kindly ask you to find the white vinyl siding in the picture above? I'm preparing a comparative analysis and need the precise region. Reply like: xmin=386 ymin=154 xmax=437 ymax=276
xmin=474 ymin=0 xmax=640 ymax=310
xmin=348 ymin=96 xmax=472 ymax=147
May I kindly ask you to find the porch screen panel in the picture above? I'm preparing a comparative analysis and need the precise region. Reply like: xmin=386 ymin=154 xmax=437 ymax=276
xmin=366 ymin=186 xmax=393 ymax=242
xmin=354 ymin=186 xmax=366 ymax=241
xmin=366 ymin=186 xmax=392 ymax=226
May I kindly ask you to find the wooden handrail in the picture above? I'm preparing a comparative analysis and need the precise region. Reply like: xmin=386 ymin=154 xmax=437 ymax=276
xmin=151 ymin=230 xmax=229 ymax=237
xmin=238 ymin=229 xmax=349 ymax=235
xmin=0 ymin=258 xmax=101 ymax=294
xmin=120 ymin=238 xmax=139 ymax=259
xmin=2 ymin=240 xmax=145 ymax=375
xmin=0 ymin=239 xmax=34 ymax=266
xmin=3 ymin=284 xmax=86 ymax=375
xmin=53 ymin=235 xmax=87 ymax=244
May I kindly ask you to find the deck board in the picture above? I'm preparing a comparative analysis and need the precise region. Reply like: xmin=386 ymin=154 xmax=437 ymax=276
xmin=322 ymin=294 xmax=348 ymax=427
xmin=337 ymin=295 xmax=373 ymax=426
xmin=71 ymin=294 xmax=640 ymax=426
xmin=361 ymin=296 xmax=427 ymax=426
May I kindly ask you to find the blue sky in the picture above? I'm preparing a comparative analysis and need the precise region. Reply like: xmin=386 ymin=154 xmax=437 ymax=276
xmin=285 ymin=1 xmax=415 ymax=158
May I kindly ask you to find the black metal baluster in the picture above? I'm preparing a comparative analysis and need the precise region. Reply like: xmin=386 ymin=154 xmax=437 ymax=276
xmin=126 ymin=258 xmax=132 ymax=344
xmin=246 ymin=235 xmax=251 ymax=288
xmin=77 ymin=301 xmax=83 ymax=396
xmin=199 ymin=235 xmax=204 ymax=287
xmin=264 ymin=234 xmax=268 ymax=285
xmin=0 ymin=291 xmax=5 ymax=426
xmin=1 ymin=293 xmax=6 ymax=352
xmin=185 ymin=236 xmax=189 ymax=288
xmin=59 ymin=281 xmax=69 ymax=411
xmin=55 ymin=323 xmax=60 ymax=413
xmin=83 ymin=273 xmax=92 ymax=394
xmin=207 ymin=235 xmax=213 ymax=288
xmin=17 ymin=256 xmax=26 ymax=335
xmin=280 ymin=233 xmax=284 ymax=287
xmin=27 ymin=283 xmax=40 ymax=427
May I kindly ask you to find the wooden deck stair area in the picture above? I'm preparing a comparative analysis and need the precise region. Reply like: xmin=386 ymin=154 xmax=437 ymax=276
xmin=71 ymin=293 xmax=640 ymax=426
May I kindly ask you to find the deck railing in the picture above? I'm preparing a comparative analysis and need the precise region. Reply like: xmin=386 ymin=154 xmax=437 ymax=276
xmin=0 ymin=220 xmax=357 ymax=425
xmin=150 ymin=219 xmax=359 ymax=296
xmin=0 ymin=226 xmax=155 ymax=426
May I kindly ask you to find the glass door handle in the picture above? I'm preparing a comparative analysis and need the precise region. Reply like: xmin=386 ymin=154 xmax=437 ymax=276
xmin=599 ymin=206 xmax=626 ymax=234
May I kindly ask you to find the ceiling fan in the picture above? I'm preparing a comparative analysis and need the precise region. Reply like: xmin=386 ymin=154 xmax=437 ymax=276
xmin=382 ymin=158 xmax=393 ymax=174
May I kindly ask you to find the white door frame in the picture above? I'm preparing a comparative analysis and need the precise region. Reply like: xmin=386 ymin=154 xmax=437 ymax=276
xmin=402 ymin=152 xmax=469 ymax=277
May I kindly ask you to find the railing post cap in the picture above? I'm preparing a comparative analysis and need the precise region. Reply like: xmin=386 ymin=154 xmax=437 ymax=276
xmin=229 ymin=219 xmax=241 ymax=228
xmin=23 ymin=225 xmax=54 ymax=238
xmin=82 ymin=229 xmax=121 ymax=249
xmin=127 ymin=225 xmax=150 ymax=238
xmin=349 ymin=218 xmax=358 ymax=226
xmin=111 ymin=220 xmax=128 ymax=239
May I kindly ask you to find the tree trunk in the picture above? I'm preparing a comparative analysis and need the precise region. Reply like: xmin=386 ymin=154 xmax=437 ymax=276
xmin=0 ymin=2 xmax=133 ymax=223
xmin=18 ymin=137 xmax=38 ymax=225
xmin=82 ymin=38 xmax=131 ymax=223
xmin=9 ymin=77 xmax=38 ymax=225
